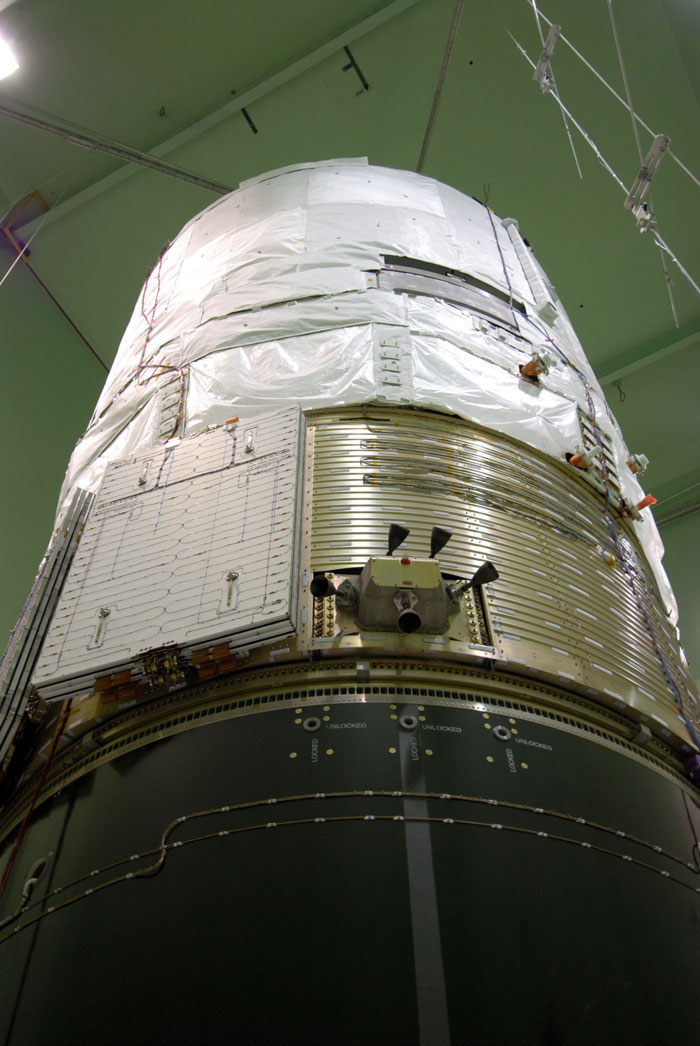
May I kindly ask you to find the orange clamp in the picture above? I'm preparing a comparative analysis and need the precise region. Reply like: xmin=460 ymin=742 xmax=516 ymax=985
xmin=566 ymin=452 xmax=588 ymax=470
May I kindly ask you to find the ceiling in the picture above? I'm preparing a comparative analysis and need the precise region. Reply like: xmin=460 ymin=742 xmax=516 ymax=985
xmin=0 ymin=0 xmax=699 ymax=673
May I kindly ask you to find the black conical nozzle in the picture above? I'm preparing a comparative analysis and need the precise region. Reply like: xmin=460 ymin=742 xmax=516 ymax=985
xmin=469 ymin=560 xmax=499 ymax=587
xmin=447 ymin=561 xmax=500 ymax=602
xmin=429 ymin=526 xmax=452 ymax=558
xmin=387 ymin=523 xmax=410 ymax=556
xmin=310 ymin=573 xmax=336 ymax=598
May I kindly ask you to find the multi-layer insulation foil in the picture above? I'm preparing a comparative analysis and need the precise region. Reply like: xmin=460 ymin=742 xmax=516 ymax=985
xmin=54 ymin=160 xmax=668 ymax=603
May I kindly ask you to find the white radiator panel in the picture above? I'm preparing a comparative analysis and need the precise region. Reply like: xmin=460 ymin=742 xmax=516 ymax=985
xmin=33 ymin=407 xmax=302 ymax=697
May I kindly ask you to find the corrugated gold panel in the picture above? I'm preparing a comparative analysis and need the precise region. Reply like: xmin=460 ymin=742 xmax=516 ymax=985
xmin=309 ymin=408 xmax=699 ymax=746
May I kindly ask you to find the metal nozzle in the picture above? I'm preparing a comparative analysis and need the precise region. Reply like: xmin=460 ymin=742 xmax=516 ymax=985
xmin=310 ymin=573 xmax=336 ymax=598
xmin=447 ymin=561 xmax=500 ymax=601
xmin=387 ymin=524 xmax=410 ymax=556
xmin=429 ymin=526 xmax=452 ymax=558
xmin=394 ymin=590 xmax=421 ymax=633
xmin=397 ymin=609 xmax=422 ymax=633
xmin=469 ymin=561 xmax=499 ymax=588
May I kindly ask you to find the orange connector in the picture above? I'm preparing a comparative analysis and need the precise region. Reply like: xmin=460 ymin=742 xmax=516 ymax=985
xmin=519 ymin=360 xmax=541 ymax=378
xmin=565 ymin=452 xmax=588 ymax=470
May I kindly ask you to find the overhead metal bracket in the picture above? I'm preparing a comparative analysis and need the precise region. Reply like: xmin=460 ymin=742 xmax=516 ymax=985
xmin=533 ymin=24 xmax=561 ymax=92
xmin=624 ymin=134 xmax=670 ymax=231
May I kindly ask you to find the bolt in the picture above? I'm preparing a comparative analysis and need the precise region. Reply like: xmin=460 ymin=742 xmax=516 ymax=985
xmin=94 ymin=608 xmax=111 ymax=644
xmin=225 ymin=571 xmax=239 ymax=606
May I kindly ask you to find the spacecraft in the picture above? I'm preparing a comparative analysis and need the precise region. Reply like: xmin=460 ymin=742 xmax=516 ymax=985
xmin=0 ymin=159 xmax=699 ymax=1045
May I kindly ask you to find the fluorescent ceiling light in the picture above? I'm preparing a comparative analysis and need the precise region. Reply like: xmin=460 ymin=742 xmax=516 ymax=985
xmin=0 ymin=36 xmax=18 ymax=80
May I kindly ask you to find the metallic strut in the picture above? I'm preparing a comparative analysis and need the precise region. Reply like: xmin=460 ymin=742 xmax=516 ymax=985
xmin=0 ymin=100 xmax=233 ymax=196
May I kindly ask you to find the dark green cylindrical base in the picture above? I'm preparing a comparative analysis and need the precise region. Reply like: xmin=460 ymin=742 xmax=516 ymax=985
xmin=1 ymin=697 xmax=698 ymax=1045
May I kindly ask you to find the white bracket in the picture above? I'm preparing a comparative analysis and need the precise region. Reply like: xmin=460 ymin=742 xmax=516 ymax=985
xmin=533 ymin=24 xmax=561 ymax=93
xmin=502 ymin=218 xmax=558 ymax=325
xmin=624 ymin=134 xmax=670 ymax=231
xmin=372 ymin=326 xmax=413 ymax=402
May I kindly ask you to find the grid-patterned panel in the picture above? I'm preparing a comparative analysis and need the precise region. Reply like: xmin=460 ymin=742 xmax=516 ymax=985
xmin=33 ymin=407 xmax=302 ymax=698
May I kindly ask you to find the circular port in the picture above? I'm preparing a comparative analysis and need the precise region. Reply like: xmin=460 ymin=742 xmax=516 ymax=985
xmin=493 ymin=725 xmax=512 ymax=742
xmin=310 ymin=574 xmax=332 ymax=598
xmin=399 ymin=714 xmax=418 ymax=730
xmin=302 ymin=717 xmax=322 ymax=733
xmin=397 ymin=610 xmax=421 ymax=633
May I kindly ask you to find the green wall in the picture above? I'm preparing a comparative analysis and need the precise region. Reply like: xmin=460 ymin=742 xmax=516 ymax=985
xmin=0 ymin=261 xmax=104 ymax=650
